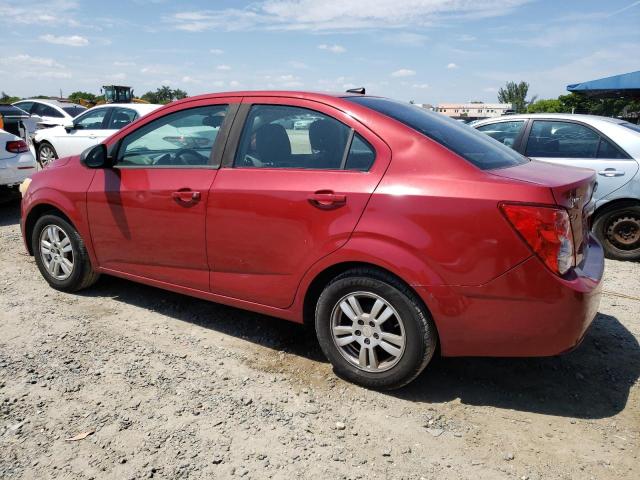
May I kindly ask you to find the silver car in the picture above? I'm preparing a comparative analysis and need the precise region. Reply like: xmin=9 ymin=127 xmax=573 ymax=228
xmin=473 ymin=113 xmax=640 ymax=261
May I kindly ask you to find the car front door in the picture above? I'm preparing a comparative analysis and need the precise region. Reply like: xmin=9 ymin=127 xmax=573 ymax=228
xmin=55 ymin=107 xmax=112 ymax=158
xmin=523 ymin=119 xmax=638 ymax=202
xmin=86 ymin=100 xmax=237 ymax=291
xmin=207 ymin=98 xmax=391 ymax=308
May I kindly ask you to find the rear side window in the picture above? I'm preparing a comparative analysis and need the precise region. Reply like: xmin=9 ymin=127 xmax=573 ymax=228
xmin=34 ymin=104 xmax=64 ymax=118
xmin=345 ymin=133 xmax=375 ymax=171
xmin=597 ymin=138 xmax=627 ymax=159
xmin=525 ymin=120 xmax=611 ymax=159
xmin=13 ymin=102 xmax=34 ymax=114
xmin=476 ymin=121 xmax=525 ymax=148
xmin=107 ymin=108 xmax=138 ymax=130
xmin=235 ymin=105 xmax=355 ymax=170
xmin=346 ymin=96 xmax=528 ymax=170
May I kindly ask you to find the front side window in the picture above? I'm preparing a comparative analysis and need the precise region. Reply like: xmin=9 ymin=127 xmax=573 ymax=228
xmin=476 ymin=120 xmax=525 ymax=148
xmin=74 ymin=108 xmax=109 ymax=130
xmin=235 ymin=105 xmax=352 ymax=169
xmin=526 ymin=120 xmax=600 ymax=159
xmin=14 ymin=102 xmax=34 ymax=114
xmin=346 ymin=96 xmax=528 ymax=170
xmin=107 ymin=108 xmax=138 ymax=130
xmin=117 ymin=105 xmax=227 ymax=167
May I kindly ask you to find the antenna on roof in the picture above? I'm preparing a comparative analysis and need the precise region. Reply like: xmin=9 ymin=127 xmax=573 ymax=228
xmin=346 ymin=87 xmax=365 ymax=95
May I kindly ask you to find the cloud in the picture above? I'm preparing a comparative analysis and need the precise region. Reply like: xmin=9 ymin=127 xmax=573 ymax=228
xmin=40 ymin=34 xmax=89 ymax=47
xmin=0 ymin=54 xmax=70 ymax=80
xmin=113 ymin=61 xmax=135 ymax=67
xmin=391 ymin=69 xmax=416 ymax=77
xmin=210 ymin=48 xmax=224 ymax=55
xmin=216 ymin=64 xmax=231 ymax=71
xmin=446 ymin=63 xmax=458 ymax=69
xmin=0 ymin=54 xmax=64 ymax=69
xmin=382 ymin=32 xmax=428 ymax=47
xmin=412 ymin=83 xmax=430 ymax=89
xmin=318 ymin=44 xmax=346 ymax=53
xmin=168 ymin=0 xmax=530 ymax=32
xmin=0 ymin=0 xmax=80 ymax=26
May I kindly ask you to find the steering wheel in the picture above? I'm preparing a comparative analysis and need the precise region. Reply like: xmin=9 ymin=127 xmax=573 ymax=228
xmin=174 ymin=148 xmax=208 ymax=166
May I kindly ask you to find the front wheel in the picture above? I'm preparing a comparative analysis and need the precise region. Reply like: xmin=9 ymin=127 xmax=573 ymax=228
xmin=32 ymin=214 xmax=100 ymax=292
xmin=315 ymin=268 xmax=437 ymax=390
xmin=593 ymin=204 xmax=640 ymax=261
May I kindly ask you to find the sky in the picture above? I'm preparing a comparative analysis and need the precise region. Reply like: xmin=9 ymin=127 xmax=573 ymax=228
xmin=1 ymin=0 xmax=639 ymax=104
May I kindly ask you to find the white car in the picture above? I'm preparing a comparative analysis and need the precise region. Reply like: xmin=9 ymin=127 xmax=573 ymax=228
xmin=0 ymin=128 xmax=37 ymax=198
xmin=12 ymin=99 xmax=87 ymax=129
xmin=473 ymin=113 xmax=640 ymax=260
xmin=33 ymin=103 xmax=161 ymax=166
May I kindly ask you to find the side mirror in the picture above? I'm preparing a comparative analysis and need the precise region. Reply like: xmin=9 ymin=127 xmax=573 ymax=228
xmin=63 ymin=122 xmax=75 ymax=131
xmin=80 ymin=144 xmax=112 ymax=169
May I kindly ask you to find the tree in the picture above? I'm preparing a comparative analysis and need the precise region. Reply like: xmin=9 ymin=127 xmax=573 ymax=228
xmin=141 ymin=86 xmax=188 ymax=104
xmin=497 ymin=81 xmax=537 ymax=113
xmin=527 ymin=98 xmax=565 ymax=113
xmin=68 ymin=91 xmax=99 ymax=104
xmin=1 ymin=91 xmax=21 ymax=103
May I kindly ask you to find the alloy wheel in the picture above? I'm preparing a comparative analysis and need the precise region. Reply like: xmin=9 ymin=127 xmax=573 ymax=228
xmin=39 ymin=145 xmax=56 ymax=167
xmin=39 ymin=225 xmax=74 ymax=280
xmin=330 ymin=291 xmax=406 ymax=373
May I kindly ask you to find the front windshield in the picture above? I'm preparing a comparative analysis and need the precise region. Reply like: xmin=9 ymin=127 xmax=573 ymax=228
xmin=346 ymin=96 xmax=529 ymax=170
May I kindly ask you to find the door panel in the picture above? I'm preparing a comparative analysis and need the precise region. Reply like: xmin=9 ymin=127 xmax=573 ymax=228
xmin=207 ymin=97 xmax=391 ymax=308
xmin=86 ymin=101 xmax=236 ymax=291
xmin=87 ymin=168 xmax=217 ymax=290
xmin=57 ymin=108 xmax=112 ymax=158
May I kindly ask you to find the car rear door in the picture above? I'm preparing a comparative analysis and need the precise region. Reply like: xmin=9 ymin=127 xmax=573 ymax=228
xmin=522 ymin=119 xmax=638 ymax=202
xmin=206 ymin=97 xmax=391 ymax=308
xmin=87 ymin=99 xmax=239 ymax=291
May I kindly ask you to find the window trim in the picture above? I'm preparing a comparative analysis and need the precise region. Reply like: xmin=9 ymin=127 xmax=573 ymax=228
xmin=113 ymin=103 xmax=239 ymax=170
xmin=520 ymin=118 xmax=631 ymax=160
xmin=223 ymin=102 xmax=377 ymax=172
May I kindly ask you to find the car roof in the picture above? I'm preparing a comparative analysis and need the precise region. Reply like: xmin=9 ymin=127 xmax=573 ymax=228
xmin=473 ymin=113 xmax=627 ymax=126
xmin=15 ymin=98 xmax=85 ymax=109
xmin=173 ymin=90 xmax=366 ymax=104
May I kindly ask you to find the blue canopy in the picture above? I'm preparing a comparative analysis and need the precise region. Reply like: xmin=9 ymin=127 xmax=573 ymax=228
xmin=567 ymin=71 xmax=640 ymax=98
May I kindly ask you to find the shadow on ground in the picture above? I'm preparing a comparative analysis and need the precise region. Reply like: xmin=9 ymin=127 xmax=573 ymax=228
xmin=0 ymin=198 xmax=20 ymax=227
xmin=83 ymin=274 xmax=639 ymax=420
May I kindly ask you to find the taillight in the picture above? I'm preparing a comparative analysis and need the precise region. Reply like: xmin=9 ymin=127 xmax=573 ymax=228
xmin=500 ymin=203 xmax=575 ymax=276
xmin=6 ymin=140 xmax=29 ymax=154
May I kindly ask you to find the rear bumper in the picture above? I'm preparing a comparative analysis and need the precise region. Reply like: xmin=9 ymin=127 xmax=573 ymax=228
xmin=0 ymin=152 xmax=37 ymax=187
xmin=420 ymin=235 xmax=604 ymax=357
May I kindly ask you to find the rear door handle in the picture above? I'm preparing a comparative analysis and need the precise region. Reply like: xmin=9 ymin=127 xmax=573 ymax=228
xmin=172 ymin=190 xmax=201 ymax=206
xmin=308 ymin=190 xmax=347 ymax=209
xmin=598 ymin=169 xmax=625 ymax=177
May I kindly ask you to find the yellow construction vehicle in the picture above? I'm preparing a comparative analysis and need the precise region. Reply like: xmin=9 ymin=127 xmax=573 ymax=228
xmin=75 ymin=86 xmax=148 ymax=107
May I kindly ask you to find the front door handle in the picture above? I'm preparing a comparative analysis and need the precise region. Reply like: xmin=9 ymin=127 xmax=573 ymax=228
xmin=172 ymin=190 xmax=201 ymax=206
xmin=308 ymin=190 xmax=347 ymax=210
xmin=598 ymin=169 xmax=625 ymax=177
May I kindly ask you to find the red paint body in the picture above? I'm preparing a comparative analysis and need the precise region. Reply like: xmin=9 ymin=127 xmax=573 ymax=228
xmin=21 ymin=91 xmax=604 ymax=357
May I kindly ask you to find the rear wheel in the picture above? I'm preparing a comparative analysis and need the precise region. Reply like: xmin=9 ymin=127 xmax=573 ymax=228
xmin=315 ymin=268 xmax=437 ymax=390
xmin=593 ymin=204 xmax=640 ymax=261
xmin=37 ymin=142 xmax=58 ymax=167
xmin=32 ymin=214 xmax=99 ymax=292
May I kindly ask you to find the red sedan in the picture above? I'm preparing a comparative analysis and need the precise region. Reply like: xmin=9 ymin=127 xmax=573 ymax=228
xmin=20 ymin=91 xmax=604 ymax=389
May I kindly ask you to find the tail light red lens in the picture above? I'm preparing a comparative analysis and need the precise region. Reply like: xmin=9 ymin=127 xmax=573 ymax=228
xmin=6 ymin=140 xmax=29 ymax=154
xmin=500 ymin=203 xmax=575 ymax=275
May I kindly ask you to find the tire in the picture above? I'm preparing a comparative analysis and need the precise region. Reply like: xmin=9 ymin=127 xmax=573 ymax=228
xmin=32 ymin=214 xmax=100 ymax=292
xmin=315 ymin=268 xmax=437 ymax=390
xmin=593 ymin=204 xmax=640 ymax=261
xmin=37 ymin=142 xmax=58 ymax=168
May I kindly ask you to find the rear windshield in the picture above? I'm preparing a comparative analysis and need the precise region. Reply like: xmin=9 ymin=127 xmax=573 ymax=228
xmin=63 ymin=106 xmax=87 ymax=118
xmin=345 ymin=96 xmax=529 ymax=170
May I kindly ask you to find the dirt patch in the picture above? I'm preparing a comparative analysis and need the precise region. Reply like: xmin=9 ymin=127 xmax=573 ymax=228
xmin=1 ymin=199 xmax=638 ymax=479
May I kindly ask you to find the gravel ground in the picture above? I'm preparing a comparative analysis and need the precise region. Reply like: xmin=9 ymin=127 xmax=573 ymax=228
xmin=1 ymin=198 xmax=638 ymax=479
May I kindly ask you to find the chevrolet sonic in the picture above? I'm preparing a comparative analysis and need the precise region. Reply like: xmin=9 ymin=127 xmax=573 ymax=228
xmin=21 ymin=91 xmax=604 ymax=389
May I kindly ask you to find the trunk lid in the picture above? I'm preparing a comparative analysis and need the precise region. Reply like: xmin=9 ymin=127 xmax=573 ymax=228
xmin=490 ymin=160 xmax=596 ymax=265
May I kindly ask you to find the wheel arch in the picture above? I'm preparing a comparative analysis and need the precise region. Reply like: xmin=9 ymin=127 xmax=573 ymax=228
xmin=24 ymin=203 xmax=74 ymax=255
xmin=302 ymin=261 xmax=436 ymax=332
xmin=593 ymin=197 xmax=640 ymax=221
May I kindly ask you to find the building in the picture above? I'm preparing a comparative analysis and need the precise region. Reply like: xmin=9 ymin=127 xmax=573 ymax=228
xmin=435 ymin=102 xmax=512 ymax=119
